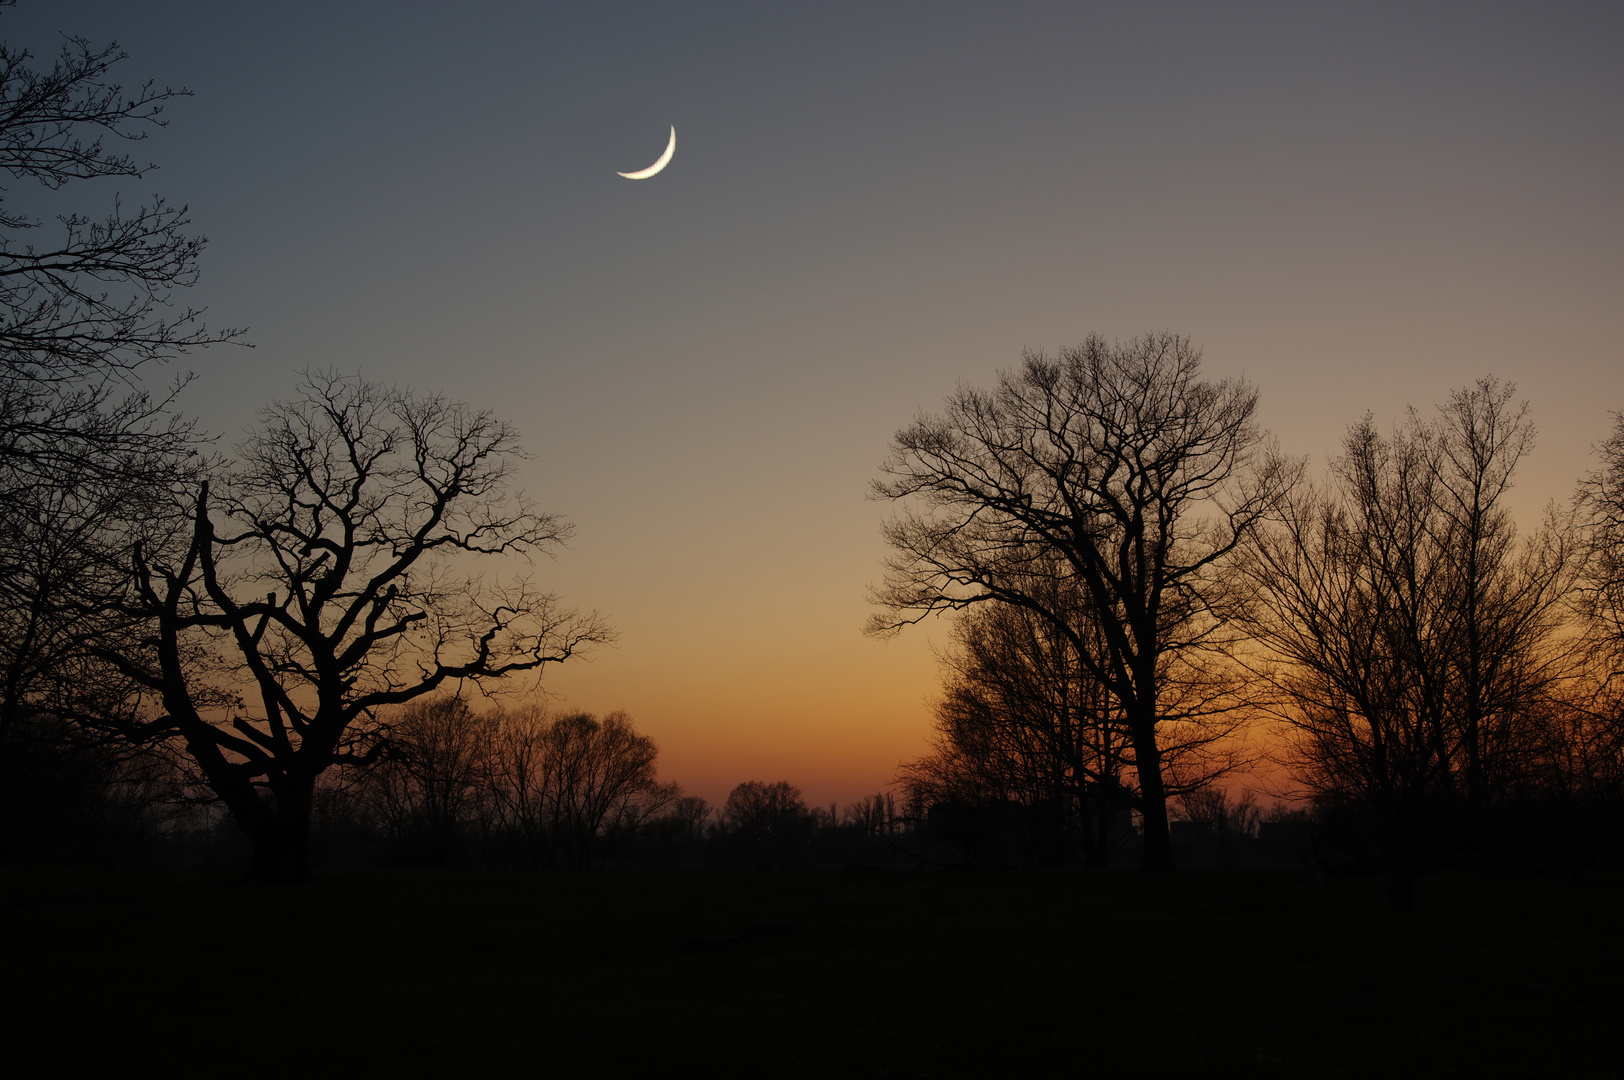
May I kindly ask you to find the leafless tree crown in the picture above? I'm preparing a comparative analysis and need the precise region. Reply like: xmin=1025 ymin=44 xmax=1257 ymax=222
xmin=869 ymin=332 xmax=1295 ymax=869
xmin=1234 ymin=377 xmax=1579 ymax=907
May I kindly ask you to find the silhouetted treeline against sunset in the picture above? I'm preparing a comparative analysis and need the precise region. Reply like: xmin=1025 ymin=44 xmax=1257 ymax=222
xmin=2 ymin=10 xmax=1623 ymax=915
xmin=0 ymin=700 xmax=918 ymax=872
xmin=870 ymin=338 xmax=1624 ymax=908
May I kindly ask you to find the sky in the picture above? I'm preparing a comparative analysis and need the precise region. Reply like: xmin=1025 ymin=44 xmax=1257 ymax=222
xmin=11 ymin=1 xmax=1623 ymax=811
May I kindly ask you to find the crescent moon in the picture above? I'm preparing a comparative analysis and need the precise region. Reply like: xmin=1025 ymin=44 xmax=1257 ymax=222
xmin=617 ymin=126 xmax=676 ymax=179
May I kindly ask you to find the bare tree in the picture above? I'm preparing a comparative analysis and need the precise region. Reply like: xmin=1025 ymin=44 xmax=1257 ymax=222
xmin=645 ymin=794 xmax=712 ymax=847
xmin=482 ymin=702 xmax=550 ymax=864
xmin=364 ymin=695 xmax=497 ymax=867
xmin=1557 ymin=411 xmax=1624 ymax=857
xmin=721 ymin=780 xmax=814 ymax=868
xmin=0 ymin=705 xmax=181 ymax=861
xmin=487 ymin=704 xmax=676 ymax=869
xmin=81 ymin=372 xmax=609 ymax=880
xmin=1238 ymin=424 xmax=1451 ymax=909
xmin=1428 ymin=378 xmax=1576 ymax=835
xmin=0 ymin=11 xmax=241 ymax=742
xmin=1237 ymin=383 xmax=1573 ymax=908
xmin=1578 ymin=411 xmax=1624 ymax=669
xmin=841 ymin=793 xmax=897 ymax=838
xmin=1172 ymin=787 xmax=1261 ymax=837
xmin=870 ymin=333 xmax=1295 ymax=869
xmin=0 ymin=12 xmax=237 ymax=380
xmin=0 ymin=432 xmax=193 ymax=737
xmin=899 ymin=588 xmax=1134 ymax=867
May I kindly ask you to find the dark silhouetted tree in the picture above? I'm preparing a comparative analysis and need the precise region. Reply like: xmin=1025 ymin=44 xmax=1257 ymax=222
xmin=870 ymin=333 xmax=1295 ymax=870
xmin=841 ymin=792 xmax=897 ymax=838
xmin=1172 ymin=786 xmax=1261 ymax=836
xmin=81 ymin=372 xmax=610 ymax=880
xmin=0 ymin=11 xmax=241 ymax=742
xmin=1578 ymin=411 xmax=1624 ymax=670
xmin=898 ymin=586 xmax=1135 ymax=868
xmin=645 ymin=793 xmax=712 ymax=845
xmin=364 ymin=695 xmax=497 ymax=867
xmin=722 ymin=780 xmax=814 ymax=868
xmin=1556 ymin=410 xmax=1624 ymax=857
xmin=1238 ymin=381 xmax=1573 ymax=908
xmin=1238 ymin=424 xmax=1451 ymax=910
xmin=0 ymin=708 xmax=178 ymax=861
xmin=487 ymin=705 xmax=676 ymax=869
xmin=1427 ymin=378 xmax=1576 ymax=838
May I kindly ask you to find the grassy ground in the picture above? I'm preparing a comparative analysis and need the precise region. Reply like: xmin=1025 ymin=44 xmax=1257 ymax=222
xmin=4 ymin=862 xmax=1618 ymax=1078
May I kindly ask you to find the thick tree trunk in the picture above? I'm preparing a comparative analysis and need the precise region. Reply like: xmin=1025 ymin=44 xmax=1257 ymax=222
xmin=1133 ymin=730 xmax=1174 ymax=872
xmin=242 ymin=777 xmax=315 ymax=882
xmin=245 ymin=819 xmax=312 ymax=882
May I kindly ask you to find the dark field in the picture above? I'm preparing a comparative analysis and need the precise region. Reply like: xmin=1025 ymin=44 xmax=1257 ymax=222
xmin=5 ymin=864 xmax=1618 ymax=1078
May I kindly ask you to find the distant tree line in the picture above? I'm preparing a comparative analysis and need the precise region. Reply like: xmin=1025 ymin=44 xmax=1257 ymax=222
xmin=353 ymin=697 xmax=679 ymax=870
xmin=27 ymin=700 xmax=924 ymax=874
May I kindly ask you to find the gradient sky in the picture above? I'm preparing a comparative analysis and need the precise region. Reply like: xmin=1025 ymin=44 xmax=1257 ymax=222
xmin=13 ymin=1 xmax=1622 ymax=810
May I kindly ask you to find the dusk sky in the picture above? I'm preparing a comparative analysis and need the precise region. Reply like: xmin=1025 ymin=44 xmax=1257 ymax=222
xmin=15 ymin=1 xmax=1622 ymax=809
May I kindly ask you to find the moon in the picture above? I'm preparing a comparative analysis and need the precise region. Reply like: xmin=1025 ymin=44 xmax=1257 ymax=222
xmin=617 ymin=126 xmax=676 ymax=179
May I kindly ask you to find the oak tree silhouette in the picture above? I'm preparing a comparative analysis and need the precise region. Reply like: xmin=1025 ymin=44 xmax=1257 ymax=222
xmin=90 ymin=372 xmax=610 ymax=880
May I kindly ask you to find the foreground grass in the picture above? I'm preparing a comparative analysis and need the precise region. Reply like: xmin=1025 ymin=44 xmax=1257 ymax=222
xmin=4 ymin=863 xmax=1617 ymax=1078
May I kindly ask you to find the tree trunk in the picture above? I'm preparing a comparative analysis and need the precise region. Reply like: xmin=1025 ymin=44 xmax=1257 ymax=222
xmin=242 ymin=777 xmax=315 ymax=882
xmin=1133 ymin=729 xmax=1174 ymax=872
